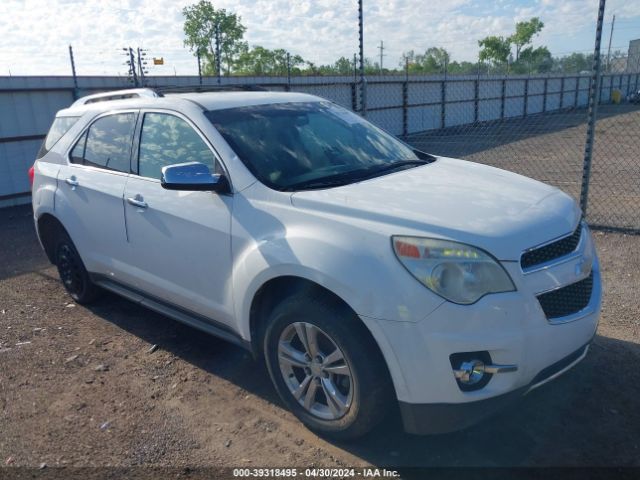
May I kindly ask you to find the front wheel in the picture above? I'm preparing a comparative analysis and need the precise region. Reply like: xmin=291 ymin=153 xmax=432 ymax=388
xmin=263 ymin=293 xmax=393 ymax=440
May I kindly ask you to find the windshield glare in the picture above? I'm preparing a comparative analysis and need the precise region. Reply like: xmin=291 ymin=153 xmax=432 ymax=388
xmin=205 ymin=101 xmax=426 ymax=190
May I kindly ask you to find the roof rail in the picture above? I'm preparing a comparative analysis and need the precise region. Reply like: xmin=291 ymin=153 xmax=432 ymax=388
xmin=154 ymin=84 xmax=269 ymax=95
xmin=71 ymin=88 xmax=160 ymax=107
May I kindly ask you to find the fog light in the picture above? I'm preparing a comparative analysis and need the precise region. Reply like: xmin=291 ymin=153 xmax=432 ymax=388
xmin=455 ymin=360 xmax=486 ymax=385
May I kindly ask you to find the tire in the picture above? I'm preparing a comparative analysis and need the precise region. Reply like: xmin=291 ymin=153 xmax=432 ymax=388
xmin=263 ymin=292 xmax=393 ymax=440
xmin=54 ymin=229 xmax=100 ymax=304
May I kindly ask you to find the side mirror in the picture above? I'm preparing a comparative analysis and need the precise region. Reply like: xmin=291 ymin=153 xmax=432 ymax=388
xmin=161 ymin=162 xmax=230 ymax=193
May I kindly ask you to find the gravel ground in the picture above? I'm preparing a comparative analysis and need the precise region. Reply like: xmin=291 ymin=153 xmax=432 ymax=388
xmin=408 ymin=104 xmax=640 ymax=230
xmin=0 ymin=203 xmax=639 ymax=476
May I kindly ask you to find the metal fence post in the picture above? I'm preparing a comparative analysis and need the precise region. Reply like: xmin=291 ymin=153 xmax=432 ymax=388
xmin=609 ymin=74 xmax=613 ymax=100
xmin=558 ymin=77 xmax=563 ymax=110
xmin=440 ymin=80 xmax=446 ymax=129
xmin=358 ymin=0 xmax=366 ymax=117
xmin=580 ymin=0 xmax=606 ymax=217
xmin=473 ymin=79 xmax=479 ymax=123
xmin=574 ymin=76 xmax=579 ymax=108
xmin=197 ymin=48 xmax=202 ymax=85
xmin=523 ymin=78 xmax=529 ymax=117
xmin=543 ymin=77 xmax=549 ymax=113
xmin=286 ymin=52 xmax=291 ymax=92
xmin=500 ymin=79 xmax=506 ymax=119
xmin=402 ymin=80 xmax=408 ymax=137
xmin=351 ymin=82 xmax=357 ymax=112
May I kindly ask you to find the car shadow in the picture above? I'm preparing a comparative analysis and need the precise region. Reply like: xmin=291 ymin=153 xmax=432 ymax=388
xmin=82 ymin=289 xmax=640 ymax=469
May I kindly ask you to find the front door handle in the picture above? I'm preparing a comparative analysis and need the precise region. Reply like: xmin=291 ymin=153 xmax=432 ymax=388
xmin=65 ymin=177 xmax=79 ymax=188
xmin=127 ymin=196 xmax=148 ymax=209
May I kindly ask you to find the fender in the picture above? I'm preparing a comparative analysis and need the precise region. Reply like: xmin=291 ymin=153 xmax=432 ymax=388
xmin=230 ymin=199 xmax=445 ymax=341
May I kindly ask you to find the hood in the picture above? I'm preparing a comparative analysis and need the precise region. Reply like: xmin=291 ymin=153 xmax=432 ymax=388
xmin=290 ymin=157 xmax=580 ymax=260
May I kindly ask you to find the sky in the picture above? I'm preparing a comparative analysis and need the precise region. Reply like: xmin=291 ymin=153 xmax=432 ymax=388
xmin=1 ymin=0 xmax=639 ymax=76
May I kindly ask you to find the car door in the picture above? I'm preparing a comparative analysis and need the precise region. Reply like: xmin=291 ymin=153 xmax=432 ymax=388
xmin=55 ymin=111 xmax=137 ymax=276
xmin=122 ymin=110 xmax=235 ymax=325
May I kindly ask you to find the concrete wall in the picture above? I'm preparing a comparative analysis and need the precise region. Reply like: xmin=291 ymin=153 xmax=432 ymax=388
xmin=1 ymin=72 xmax=639 ymax=206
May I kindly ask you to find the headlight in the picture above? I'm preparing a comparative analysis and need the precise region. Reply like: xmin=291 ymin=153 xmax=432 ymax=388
xmin=392 ymin=236 xmax=515 ymax=304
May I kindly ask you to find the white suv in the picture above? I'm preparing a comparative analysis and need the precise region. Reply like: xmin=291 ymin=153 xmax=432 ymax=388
xmin=31 ymin=87 xmax=601 ymax=439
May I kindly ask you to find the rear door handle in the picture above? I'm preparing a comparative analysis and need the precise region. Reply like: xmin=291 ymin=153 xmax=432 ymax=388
xmin=65 ymin=177 xmax=79 ymax=187
xmin=127 ymin=196 xmax=148 ymax=209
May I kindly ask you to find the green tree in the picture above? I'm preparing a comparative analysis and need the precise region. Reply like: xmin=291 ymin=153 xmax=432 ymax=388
xmin=234 ymin=46 xmax=304 ymax=76
xmin=447 ymin=61 xmax=479 ymax=75
xmin=401 ymin=48 xmax=450 ymax=74
xmin=417 ymin=47 xmax=450 ymax=73
xmin=553 ymin=52 xmax=594 ymax=74
xmin=333 ymin=56 xmax=355 ymax=75
xmin=478 ymin=36 xmax=511 ymax=66
xmin=183 ymin=0 xmax=247 ymax=75
xmin=509 ymin=17 xmax=544 ymax=61
xmin=517 ymin=46 xmax=552 ymax=73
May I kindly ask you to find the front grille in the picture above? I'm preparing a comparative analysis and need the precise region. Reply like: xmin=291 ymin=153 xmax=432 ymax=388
xmin=537 ymin=272 xmax=594 ymax=320
xmin=521 ymin=225 xmax=582 ymax=270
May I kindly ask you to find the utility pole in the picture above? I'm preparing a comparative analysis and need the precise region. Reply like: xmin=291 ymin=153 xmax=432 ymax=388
xmin=68 ymin=45 xmax=78 ymax=100
xmin=377 ymin=40 xmax=385 ymax=73
xmin=606 ymin=14 xmax=615 ymax=72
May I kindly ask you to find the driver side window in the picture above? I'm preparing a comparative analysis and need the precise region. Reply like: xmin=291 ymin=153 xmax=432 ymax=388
xmin=137 ymin=113 xmax=217 ymax=180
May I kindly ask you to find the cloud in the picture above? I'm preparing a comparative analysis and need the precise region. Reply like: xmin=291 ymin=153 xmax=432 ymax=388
xmin=1 ymin=0 xmax=638 ymax=75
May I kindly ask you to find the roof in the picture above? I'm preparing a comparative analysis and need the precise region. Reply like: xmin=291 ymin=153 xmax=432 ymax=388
xmin=59 ymin=88 xmax=322 ymax=116
xmin=172 ymin=91 xmax=321 ymax=111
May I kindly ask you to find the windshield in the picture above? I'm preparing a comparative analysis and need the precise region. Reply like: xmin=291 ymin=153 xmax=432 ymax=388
xmin=205 ymin=101 xmax=433 ymax=191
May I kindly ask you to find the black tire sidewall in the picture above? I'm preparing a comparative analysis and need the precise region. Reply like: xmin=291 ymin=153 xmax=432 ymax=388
xmin=264 ymin=294 xmax=391 ymax=439
xmin=54 ymin=231 xmax=95 ymax=304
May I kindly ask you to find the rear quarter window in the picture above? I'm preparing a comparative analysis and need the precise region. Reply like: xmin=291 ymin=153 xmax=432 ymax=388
xmin=37 ymin=116 xmax=80 ymax=159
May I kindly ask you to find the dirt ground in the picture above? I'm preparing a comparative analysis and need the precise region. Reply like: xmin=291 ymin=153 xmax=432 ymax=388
xmin=0 ymin=201 xmax=639 ymax=475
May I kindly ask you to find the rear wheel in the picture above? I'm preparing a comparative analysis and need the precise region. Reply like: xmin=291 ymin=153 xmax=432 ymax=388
xmin=264 ymin=293 xmax=393 ymax=440
xmin=54 ymin=231 xmax=100 ymax=304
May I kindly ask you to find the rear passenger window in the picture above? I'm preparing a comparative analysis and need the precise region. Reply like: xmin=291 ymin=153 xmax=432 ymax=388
xmin=37 ymin=116 xmax=80 ymax=159
xmin=137 ymin=113 xmax=216 ymax=180
xmin=69 ymin=113 xmax=136 ymax=173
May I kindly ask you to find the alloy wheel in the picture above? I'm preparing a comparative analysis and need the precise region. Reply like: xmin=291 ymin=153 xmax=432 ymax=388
xmin=278 ymin=322 xmax=354 ymax=420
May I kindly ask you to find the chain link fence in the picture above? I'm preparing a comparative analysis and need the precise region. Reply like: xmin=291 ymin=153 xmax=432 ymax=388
xmin=250 ymin=70 xmax=640 ymax=233
xmin=585 ymin=79 xmax=640 ymax=230
xmin=285 ymin=71 xmax=640 ymax=232
xmin=2 ymin=71 xmax=639 ymax=232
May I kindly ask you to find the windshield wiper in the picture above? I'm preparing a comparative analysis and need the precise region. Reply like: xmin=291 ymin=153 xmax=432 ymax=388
xmin=284 ymin=159 xmax=430 ymax=192
xmin=360 ymin=159 xmax=429 ymax=179
xmin=283 ymin=170 xmax=369 ymax=191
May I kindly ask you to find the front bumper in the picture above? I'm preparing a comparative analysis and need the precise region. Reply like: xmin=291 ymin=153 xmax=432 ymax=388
xmin=399 ymin=342 xmax=591 ymax=434
xmin=359 ymin=226 xmax=602 ymax=435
